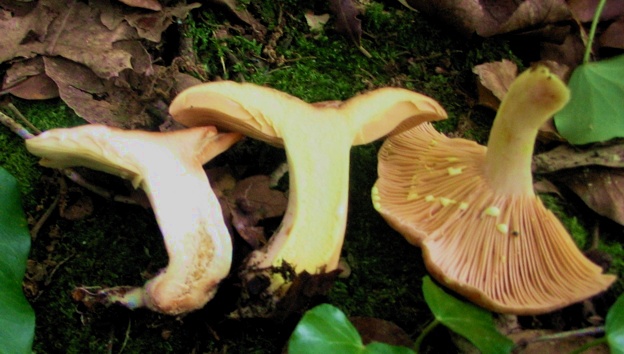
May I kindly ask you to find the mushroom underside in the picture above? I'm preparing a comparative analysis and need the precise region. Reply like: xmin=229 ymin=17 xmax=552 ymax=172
xmin=374 ymin=123 xmax=616 ymax=314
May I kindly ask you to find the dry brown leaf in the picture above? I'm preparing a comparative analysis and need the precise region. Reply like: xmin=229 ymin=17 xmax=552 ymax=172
xmin=329 ymin=0 xmax=362 ymax=45
xmin=404 ymin=0 xmax=571 ymax=38
xmin=117 ymin=0 xmax=162 ymax=11
xmin=600 ymin=17 xmax=624 ymax=49
xmin=567 ymin=0 xmax=624 ymax=23
xmin=533 ymin=142 xmax=624 ymax=173
xmin=1 ymin=58 xmax=59 ymax=99
xmin=43 ymin=57 xmax=157 ymax=128
xmin=350 ymin=317 xmax=414 ymax=347
xmin=207 ymin=0 xmax=266 ymax=39
xmin=557 ymin=167 xmax=624 ymax=226
xmin=472 ymin=59 xmax=518 ymax=109
xmin=124 ymin=2 xmax=200 ymax=42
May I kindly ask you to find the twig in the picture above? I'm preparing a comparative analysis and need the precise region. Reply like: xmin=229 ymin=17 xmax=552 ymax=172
xmin=118 ymin=319 xmax=132 ymax=354
xmin=0 ymin=110 xmax=35 ymax=139
xmin=6 ymin=102 xmax=41 ymax=134
xmin=30 ymin=191 xmax=60 ymax=241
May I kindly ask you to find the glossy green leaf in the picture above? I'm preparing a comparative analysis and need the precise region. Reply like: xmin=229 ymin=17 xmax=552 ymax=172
xmin=606 ymin=293 xmax=624 ymax=354
xmin=422 ymin=277 xmax=513 ymax=354
xmin=0 ymin=167 xmax=35 ymax=354
xmin=554 ymin=55 xmax=624 ymax=145
xmin=287 ymin=304 xmax=414 ymax=354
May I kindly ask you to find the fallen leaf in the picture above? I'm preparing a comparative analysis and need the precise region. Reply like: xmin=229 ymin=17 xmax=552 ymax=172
xmin=557 ymin=167 xmax=624 ymax=225
xmin=350 ymin=317 xmax=414 ymax=347
xmin=600 ymin=17 xmax=624 ymax=50
xmin=329 ymin=0 xmax=362 ymax=45
xmin=207 ymin=0 xmax=266 ymax=39
xmin=124 ymin=2 xmax=201 ymax=42
xmin=533 ymin=142 xmax=624 ymax=174
xmin=472 ymin=59 xmax=518 ymax=109
xmin=403 ymin=0 xmax=571 ymax=38
xmin=117 ymin=0 xmax=162 ymax=11
xmin=304 ymin=11 xmax=330 ymax=32
xmin=227 ymin=175 xmax=288 ymax=248
xmin=509 ymin=329 xmax=609 ymax=353
xmin=567 ymin=0 xmax=624 ymax=23
xmin=1 ymin=58 xmax=59 ymax=100
xmin=43 ymin=56 xmax=157 ymax=128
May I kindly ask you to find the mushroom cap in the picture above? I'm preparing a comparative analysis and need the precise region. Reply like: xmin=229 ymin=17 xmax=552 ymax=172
xmin=372 ymin=122 xmax=616 ymax=314
xmin=169 ymin=80 xmax=447 ymax=147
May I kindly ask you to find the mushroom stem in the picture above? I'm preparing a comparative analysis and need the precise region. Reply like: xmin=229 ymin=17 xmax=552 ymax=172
xmin=26 ymin=125 xmax=242 ymax=315
xmin=484 ymin=65 xmax=570 ymax=196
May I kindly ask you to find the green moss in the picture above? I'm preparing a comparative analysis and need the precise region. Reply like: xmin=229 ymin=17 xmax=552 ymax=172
xmin=0 ymin=100 xmax=84 ymax=208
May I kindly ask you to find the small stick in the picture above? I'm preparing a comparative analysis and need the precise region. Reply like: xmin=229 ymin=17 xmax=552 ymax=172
xmin=30 ymin=191 xmax=60 ymax=241
xmin=6 ymin=102 xmax=41 ymax=134
xmin=0 ymin=110 xmax=35 ymax=139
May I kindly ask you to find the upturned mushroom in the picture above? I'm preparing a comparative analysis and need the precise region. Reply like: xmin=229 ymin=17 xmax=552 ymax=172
xmin=169 ymin=81 xmax=447 ymax=316
xmin=26 ymin=124 xmax=242 ymax=315
xmin=372 ymin=65 xmax=616 ymax=314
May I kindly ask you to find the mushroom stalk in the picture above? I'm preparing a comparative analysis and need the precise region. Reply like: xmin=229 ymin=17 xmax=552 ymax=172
xmin=26 ymin=125 xmax=241 ymax=315
xmin=484 ymin=65 xmax=569 ymax=195
xmin=169 ymin=81 xmax=447 ymax=316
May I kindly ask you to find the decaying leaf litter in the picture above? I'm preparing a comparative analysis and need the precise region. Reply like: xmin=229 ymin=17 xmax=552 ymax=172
xmin=1 ymin=0 xmax=624 ymax=352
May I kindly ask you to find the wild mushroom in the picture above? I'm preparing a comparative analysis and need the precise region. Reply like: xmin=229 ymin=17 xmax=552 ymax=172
xmin=169 ymin=81 xmax=447 ymax=316
xmin=372 ymin=65 xmax=616 ymax=314
xmin=25 ymin=124 xmax=242 ymax=315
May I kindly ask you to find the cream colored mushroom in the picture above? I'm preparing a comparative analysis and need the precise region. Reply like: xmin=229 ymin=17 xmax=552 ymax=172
xmin=372 ymin=65 xmax=616 ymax=314
xmin=169 ymin=81 xmax=447 ymax=316
xmin=26 ymin=125 xmax=242 ymax=315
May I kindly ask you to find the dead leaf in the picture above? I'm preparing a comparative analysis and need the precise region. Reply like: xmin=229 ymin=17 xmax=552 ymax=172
xmin=123 ymin=3 xmax=201 ymax=42
xmin=304 ymin=11 xmax=330 ymax=32
xmin=600 ymin=17 xmax=624 ymax=49
xmin=509 ymin=329 xmax=609 ymax=354
xmin=329 ymin=0 xmax=362 ymax=46
xmin=43 ymin=56 xmax=157 ymax=128
xmin=207 ymin=0 xmax=266 ymax=39
xmin=567 ymin=0 xmax=624 ymax=23
xmin=472 ymin=59 xmax=518 ymax=109
xmin=350 ymin=317 xmax=414 ymax=347
xmin=557 ymin=167 xmax=624 ymax=225
xmin=227 ymin=175 xmax=288 ymax=248
xmin=1 ymin=58 xmax=59 ymax=99
xmin=117 ymin=0 xmax=162 ymax=11
xmin=404 ymin=0 xmax=571 ymax=39
xmin=533 ymin=142 xmax=624 ymax=173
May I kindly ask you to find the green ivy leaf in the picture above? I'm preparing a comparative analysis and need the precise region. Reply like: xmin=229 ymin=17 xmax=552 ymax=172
xmin=422 ymin=276 xmax=513 ymax=354
xmin=287 ymin=303 xmax=414 ymax=354
xmin=0 ymin=167 xmax=35 ymax=354
xmin=606 ymin=293 xmax=624 ymax=354
xmin=554 ymin=55 xmax=624 ymax=145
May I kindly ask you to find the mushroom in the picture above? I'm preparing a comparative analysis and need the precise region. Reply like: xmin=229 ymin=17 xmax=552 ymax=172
xmin=25 ymin=124 xmax=242 ymax=315
xmin=169 ymin=81 xmax=447 ymax=316
xmin=372 ymin=65 xmax=616 ymax=314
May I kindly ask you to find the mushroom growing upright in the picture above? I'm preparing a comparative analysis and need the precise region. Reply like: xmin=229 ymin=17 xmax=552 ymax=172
xmin=372 ymin=65 xmax=616 ymax=314
xmin=26 ymin=125 xmax=242 ymax=315
xmin=169 ymin=81 xmax=447 ymax=316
